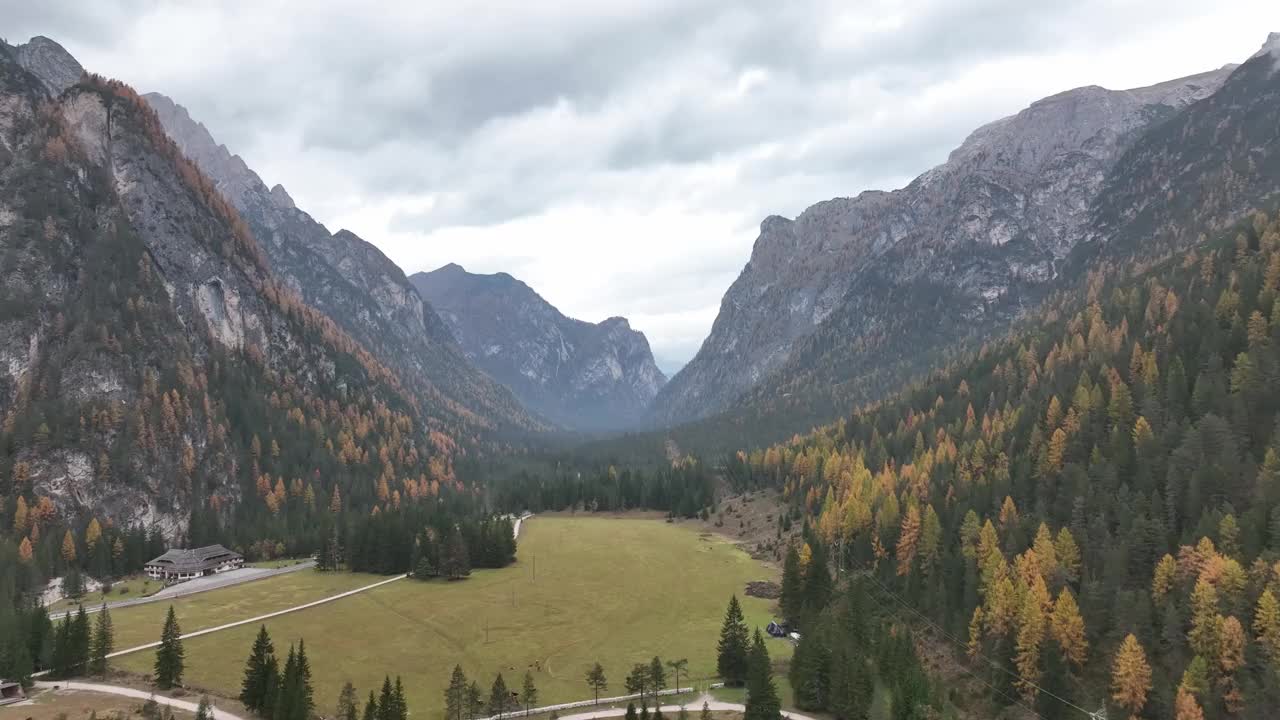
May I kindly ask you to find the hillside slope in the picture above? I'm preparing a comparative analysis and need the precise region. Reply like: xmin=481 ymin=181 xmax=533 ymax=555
xmin=0 ymin=41 xmax=470 ymax=536
xmin=650 ymin=60 xmax=1235 ymax=431
xmin=411 ymin=264 xmax=666 ymax=430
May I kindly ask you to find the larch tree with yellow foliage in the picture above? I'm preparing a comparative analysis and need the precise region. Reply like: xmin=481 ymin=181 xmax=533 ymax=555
xmin=1174 ymin=687 xmax=1205 ymax=720
xmin=1255 ymin=589 xmax=1280 ymax=665
xmin=1050 ymin=588 xmax=1088 ymax=668
xmin=1111 ymin=634 xmax=1152 ymax=720
xmin=1188 ymin=579 xmax=1222 ymax=659
xmin=896 ymin=504 xmax=921 ymax=576
xmin=61 ymin=529 xmax=77 ymax=563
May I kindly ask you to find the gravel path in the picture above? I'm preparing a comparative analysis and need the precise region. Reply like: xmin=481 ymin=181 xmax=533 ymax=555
xmin=533 ymin=694 xmax=818 ymax=720
xmin=31 ymin=681 xmax=244 ymax=720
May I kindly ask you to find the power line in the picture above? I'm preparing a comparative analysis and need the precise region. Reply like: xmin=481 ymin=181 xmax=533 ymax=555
xmin=861 ymin=571 xmax=1101 ymax=719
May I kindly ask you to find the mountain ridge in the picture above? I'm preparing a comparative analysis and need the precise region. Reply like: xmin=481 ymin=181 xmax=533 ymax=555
xmin=648 ymin=57 xmax=1240 ymax=433
xmin=410 ymin=264 xmax=666 ymax=431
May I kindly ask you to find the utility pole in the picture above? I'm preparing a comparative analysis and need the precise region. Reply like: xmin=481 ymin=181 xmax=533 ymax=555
xmin=532 ymin=555 xmax=535 ymax=582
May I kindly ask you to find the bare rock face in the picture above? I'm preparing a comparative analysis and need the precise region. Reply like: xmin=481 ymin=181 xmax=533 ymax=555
xmin=411 ymin=264 xmax=666 ymax=430
xmin=8 ymin=36 xmax=83 ymax=96
xmin=650 ymin=64 xmax=1234 ymax=427
xmin=143 ymin=92 xmax=541 ymax=433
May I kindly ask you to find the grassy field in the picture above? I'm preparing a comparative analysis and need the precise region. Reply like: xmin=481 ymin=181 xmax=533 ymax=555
xmin=49 ymin=574 xmax=161 ymax=612
xmin=113 ymin=517 xmax=787 ymax=718
xmin=106 ymin=569 xmax=383 ymax=650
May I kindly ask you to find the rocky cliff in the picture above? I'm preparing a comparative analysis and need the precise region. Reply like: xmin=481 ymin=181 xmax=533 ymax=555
xmin=140 ymin=90 xmax=542 ymax=436
xmin=0 ymin=39 xmax=493 ymax=534
xmin=649 ymin=61 xmax=1236 ymax=429
xmin=411 ymin=264 xmax=666 ymax=430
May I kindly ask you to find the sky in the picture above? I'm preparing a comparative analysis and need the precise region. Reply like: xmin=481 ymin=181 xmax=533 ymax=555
xmin=6 ymin=1 xmax=1279 ymax=373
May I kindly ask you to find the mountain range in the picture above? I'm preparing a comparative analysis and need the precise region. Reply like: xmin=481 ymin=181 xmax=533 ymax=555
xmin=649 ymin=34 xmax=1280 ymax=450
xmin=410 ymin=264 xmax=665 ymax=430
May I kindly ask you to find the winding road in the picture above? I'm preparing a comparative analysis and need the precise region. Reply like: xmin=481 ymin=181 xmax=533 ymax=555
xmin=31 ymin=681 xmax=245 ymax=720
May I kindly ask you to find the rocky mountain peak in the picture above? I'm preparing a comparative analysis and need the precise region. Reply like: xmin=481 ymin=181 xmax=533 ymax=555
xmin=10 ymin=35 xmax=83 ymax=96
xmin=649 ymin=59 xmax=1238 ymax=428
xmin=411 ymin=266 xmax=666 ymax=431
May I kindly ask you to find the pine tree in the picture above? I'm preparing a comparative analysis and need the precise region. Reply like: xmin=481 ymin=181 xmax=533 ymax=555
xmin=89 ymin=604 xmax=113 ymax=676
xmin=744 ymin=629 xmax=781 ymax=720
xmin=377 ymin=676 xmax=395 ymax=720
xmin=70 ymin=605 xmax=91 ymax=675
xmin=1111 ymin=634 xmax=1152 ymax=720
xmin=154 ymin=606 xmax=185 ymax=689
xmin=240 ymin=625 xmax=276 ymax=712
xmin=337 ymin=681 xmax=359 ymax=720
xmin=467 ymin=681 xmax=483 ymax=720
xmin=489 ymin=673 xmax=512 ymax=718
xmin=195 ymin=695 xmax=213 ymax=720
xmin=363 ymin=691 xmax=378 ymax=720
xmin=649 ymin=656 xmax=666 ymax=696
xmin=625 ymin=703 xmax=639 ymax=720
xmin=521 ymin=671 xmax=538 ymax=716
xmin=717 ymin=595 xmax=750 ymax=686
xmin=446 ymin=665 xmax=469 ymax=720
xmin=585 ymin=663 xmax=608 ymax=704
xmin=625 ymin=663 xmax=650 ymax=700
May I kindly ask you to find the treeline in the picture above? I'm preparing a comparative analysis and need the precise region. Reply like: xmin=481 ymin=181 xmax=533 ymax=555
xmin=480 ymin=456 xmax=715 ymax=518
xmin=315 ymin=508 xmax=516 ymax=577
xmin=729 ymin=211 xmax=1280 ymax=718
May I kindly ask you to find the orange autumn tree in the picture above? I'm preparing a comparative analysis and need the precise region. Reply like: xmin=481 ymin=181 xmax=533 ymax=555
xmin=1111 ymin=634 xmax=1152 ymax=720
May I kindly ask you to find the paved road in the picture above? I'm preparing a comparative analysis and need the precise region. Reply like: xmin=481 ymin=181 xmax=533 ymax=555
xmin=49 ymin=561 xmax=316 ymax=620
xmin=545 ymin=694 xmax=818 ymax=720
xmin=32 ymin=681 xmax=244 ymax=720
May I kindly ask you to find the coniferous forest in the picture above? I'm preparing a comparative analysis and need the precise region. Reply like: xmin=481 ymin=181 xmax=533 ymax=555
xmin=735 ymin=211 xmax=1280 ymax=719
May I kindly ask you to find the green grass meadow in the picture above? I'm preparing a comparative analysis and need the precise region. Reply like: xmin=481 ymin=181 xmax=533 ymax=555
xmin=112 ymin=517 xmax=788 ymax=718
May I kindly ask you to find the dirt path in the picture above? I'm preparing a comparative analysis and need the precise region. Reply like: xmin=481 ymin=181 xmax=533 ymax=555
xmin=31 ymin=681 xmax=244 ymax=720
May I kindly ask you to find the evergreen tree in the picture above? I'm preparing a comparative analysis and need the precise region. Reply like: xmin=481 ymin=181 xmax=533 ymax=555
xmin=489 ymin=673 xmax=513 ymax=718
xmin=467 ymin=681 xmax=484 ymax=720
xmin=70 ymin=605 xmax=91 ymax=676
xmin=625 ymin=663 xmax=650 ymax=702
xmin=377 ymin=676 xmax=396 ymax=720
xmin=744 ymin=629 xmax=781 ymax=720
xmin=154 ymin=606 xmax=185 ymax=689
xmin=624 ymin=702 xmax=639 ymax=720
xmin=648 ymin=656 xmax=666 ymax=695
xmin=89 ymin=604 xmax=113 ymax=676
xmin=521 ymin=671 xmax=538 ymax=715
xmin=195 ymin=695 xmax=213 ymax=720
xmin=363 ymin=691 xmax=378 ymax=720
xmin=585 ymin=663 xmax=608 ymax=704
xmin=240 ymin=625 xmax=277 ymax=712
xmin=446 ymin=665 xmax=469 ymax=720
xmin=444 ymin=526 xmax=472 ymax=580
xmin=337 ymin=681 xmax=359 ymax=720
xmin=716 ymin=595 xmax=750 ymax=686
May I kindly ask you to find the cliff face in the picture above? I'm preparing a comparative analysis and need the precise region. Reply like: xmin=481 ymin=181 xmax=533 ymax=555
xmin=142 ymin=92 xmax=542 ymax=435
xmin=0 ymin=39 xmax=489 ymax=533
xmin=411 ymin=264 xmax=666 ymax=430
xmin=650 ymin=64 xmax=1235 ymax=429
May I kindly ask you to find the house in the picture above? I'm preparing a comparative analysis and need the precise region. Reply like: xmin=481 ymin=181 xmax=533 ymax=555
xmin=145 ymin=544 xmax=244 ymax=582
xmin=766 ymin=620 xmax=788 ymax=638
xmin=0 ymin=680 xmax=24 ymax=705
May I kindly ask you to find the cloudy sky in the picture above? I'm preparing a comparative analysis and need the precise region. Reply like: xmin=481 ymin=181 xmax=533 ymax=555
xmin=7 ymin=1 xmax=1279 ymax=372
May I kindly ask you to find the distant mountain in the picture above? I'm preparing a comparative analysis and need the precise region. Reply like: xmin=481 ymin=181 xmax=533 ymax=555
xmin=649 ymin=54 xmax=1242 ymax=433
xmin=411 ymin=264 xmax=666 ymax=430
xmin=0 ymin=38 xmax=484 ymax=532
xmin=138 ymin=91 xmax=542 ymax=436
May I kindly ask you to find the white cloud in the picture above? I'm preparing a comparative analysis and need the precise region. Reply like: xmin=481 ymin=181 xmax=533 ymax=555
xmin=8 ymin=0 xmax=1279 ymax=364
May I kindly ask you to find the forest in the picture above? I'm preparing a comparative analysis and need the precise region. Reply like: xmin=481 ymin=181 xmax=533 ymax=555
xmin=725 ymin=210 xmax=1280 ymax=719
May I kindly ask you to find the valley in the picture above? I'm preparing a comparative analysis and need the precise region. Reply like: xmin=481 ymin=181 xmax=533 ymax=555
xmin=3 ymin=15 xmax=1280 ymax=720
xmin=107 ymin=517 xmax=787 ymax=719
